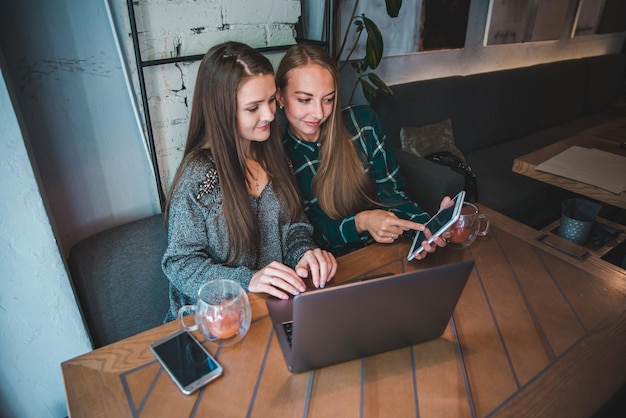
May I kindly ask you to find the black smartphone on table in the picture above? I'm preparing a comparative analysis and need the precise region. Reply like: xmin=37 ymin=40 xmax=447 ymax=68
xmin=150 ymin=329 xmax=224 ymax=395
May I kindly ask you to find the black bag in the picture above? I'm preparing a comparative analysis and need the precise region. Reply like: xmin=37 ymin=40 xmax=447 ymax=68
xmin=425 ymin=151 xmax=478 ymax=202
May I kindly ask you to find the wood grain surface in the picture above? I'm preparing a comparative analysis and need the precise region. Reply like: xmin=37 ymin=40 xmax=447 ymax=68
xmin=62 ymin=205 xmax=626 ymax=417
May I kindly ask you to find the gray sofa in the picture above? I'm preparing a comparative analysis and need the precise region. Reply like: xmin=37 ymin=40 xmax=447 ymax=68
xmin=67 ymin=214 xmax=169 ymax=348
xmin=372 ymin=53 xmax=625 ymax=228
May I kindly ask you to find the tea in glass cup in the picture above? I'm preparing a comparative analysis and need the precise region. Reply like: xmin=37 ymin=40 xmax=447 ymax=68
xmin=178 ymin=279 xmax=252 ymax=346
xmin=448 ymin=203 xmax=490 ymax=248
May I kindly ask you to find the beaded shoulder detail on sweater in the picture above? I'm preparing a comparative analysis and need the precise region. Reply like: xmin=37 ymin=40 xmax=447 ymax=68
xmin=196 ymin=167 xmax=219 ymax=200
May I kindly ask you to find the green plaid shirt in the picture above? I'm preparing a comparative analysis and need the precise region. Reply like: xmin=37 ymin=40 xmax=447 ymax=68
xmin=283 ymin=105 xmax=429 ymax=255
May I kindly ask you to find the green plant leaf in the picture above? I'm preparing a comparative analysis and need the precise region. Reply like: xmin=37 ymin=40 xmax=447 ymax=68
xmin=385 ymin=0 xmax=402 ymax=18
xmin=367 ymin=73 xmax=394 ymax=96
xmin=360 ymin=78 xmax=377 ymax=103
xmin=363 ymin=16 xmax=383 ymax=70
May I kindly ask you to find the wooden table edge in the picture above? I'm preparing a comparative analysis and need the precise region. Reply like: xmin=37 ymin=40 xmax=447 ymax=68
xmin=491 ymin=309 xmax=626 ymax=418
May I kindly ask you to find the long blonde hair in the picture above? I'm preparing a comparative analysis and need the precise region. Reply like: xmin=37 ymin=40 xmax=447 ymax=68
xmin=166 ymin=42 xmax=302 ymax=263
xmin=275 ymin=44 xmax=375 ymax=218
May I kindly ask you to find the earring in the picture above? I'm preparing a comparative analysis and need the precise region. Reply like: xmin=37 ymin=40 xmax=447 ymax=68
xmin=279 ymin=104 xmax=284 ymax=110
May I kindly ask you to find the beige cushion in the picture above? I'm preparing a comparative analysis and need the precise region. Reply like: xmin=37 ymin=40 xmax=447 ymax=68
xmin=400 ymin=119 xmax=465 ymax=162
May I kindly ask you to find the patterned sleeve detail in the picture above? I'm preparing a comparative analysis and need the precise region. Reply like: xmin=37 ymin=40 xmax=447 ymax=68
xmin=197 ymin=167 xmax=219 ymax=200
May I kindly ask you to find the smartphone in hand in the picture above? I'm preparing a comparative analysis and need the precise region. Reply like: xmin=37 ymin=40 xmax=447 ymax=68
xmin=150 ymin=330 xmax=224 ymax=395
xmin=407 ymin=190 xmax=465 ymax=261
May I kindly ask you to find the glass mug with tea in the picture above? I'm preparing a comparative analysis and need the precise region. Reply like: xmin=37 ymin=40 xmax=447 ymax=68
xmin=178 ymin=279 xmax=252 ymax=346
xmin=448 ymin=202 xmax=490 ymax=248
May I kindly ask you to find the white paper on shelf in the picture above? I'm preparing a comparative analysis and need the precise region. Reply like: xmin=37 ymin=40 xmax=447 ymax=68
xmin=535 ymin=146 xmax=626 ymax=194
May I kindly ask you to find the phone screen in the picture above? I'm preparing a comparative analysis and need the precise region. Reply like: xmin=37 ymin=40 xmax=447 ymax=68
xmin=151 ymin=330 xmax=223 ymax=394
xmin=407 ymin=190 xmax=465 ymax=260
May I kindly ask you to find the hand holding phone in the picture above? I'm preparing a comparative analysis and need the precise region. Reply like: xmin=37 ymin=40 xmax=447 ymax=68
xmin=407 ymin=190 xmax=465 ymax=261
xmin=150 ymin=330 xmax=224 ymax=395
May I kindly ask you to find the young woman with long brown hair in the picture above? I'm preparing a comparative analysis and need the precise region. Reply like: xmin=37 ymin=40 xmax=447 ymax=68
xmin=275 ymin=43 xmax=451 ymax=256
xmin=162 ymin=42 xmax=336 ymax=321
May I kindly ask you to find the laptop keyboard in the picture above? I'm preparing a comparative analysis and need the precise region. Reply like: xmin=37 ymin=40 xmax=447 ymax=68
xmin=282 ymin=321 xmax=294 ymax=347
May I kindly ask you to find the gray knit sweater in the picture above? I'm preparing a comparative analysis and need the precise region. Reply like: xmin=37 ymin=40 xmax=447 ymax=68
xmin=162 ymin=150 xmax=316 ymax=321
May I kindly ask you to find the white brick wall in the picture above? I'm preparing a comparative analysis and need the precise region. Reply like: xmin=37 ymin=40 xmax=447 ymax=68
xmin=127 ymin=0 xmax=301 ymax=191
xmin=224 ymin=0 xmax=300 ymax=25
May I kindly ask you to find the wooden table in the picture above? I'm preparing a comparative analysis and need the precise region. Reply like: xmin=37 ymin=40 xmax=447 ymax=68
xmin=512 ymin=117 xmax=626 ymax=209
xmin=62 ymin=206 xmax=626 ymax=418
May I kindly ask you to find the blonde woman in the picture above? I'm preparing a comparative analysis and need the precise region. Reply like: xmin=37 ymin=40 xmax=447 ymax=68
xmin=276 ymin=43 xmax=451 ymax=256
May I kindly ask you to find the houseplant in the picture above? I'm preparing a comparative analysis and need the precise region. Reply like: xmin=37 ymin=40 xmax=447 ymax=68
xmin=335 ymin=0 xmax=403 ymax=104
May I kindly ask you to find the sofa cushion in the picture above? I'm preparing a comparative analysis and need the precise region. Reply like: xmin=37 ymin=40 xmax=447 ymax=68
xmin=584 ymin=53 xmax=625 ymax=113
xmin=467 ymin=66 xmax=542 ymax=152
xmin=373 ymin=75 xmax=473 ymax=151
xmin=393 ymin=147 xmax=465 ymax=215
xmin=536 ymin=59 xmax=586 ymax=128
xmin=68 ymin=214 xmax=169 ymax=348
xmin=400 ymin=119 xmax=465 ymax=161
xmin=465 ymin=130 xmax=576 ymax=228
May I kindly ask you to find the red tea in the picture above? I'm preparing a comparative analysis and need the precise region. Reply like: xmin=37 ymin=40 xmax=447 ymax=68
xmin=450 ymin=226 xmax=472 ymax=243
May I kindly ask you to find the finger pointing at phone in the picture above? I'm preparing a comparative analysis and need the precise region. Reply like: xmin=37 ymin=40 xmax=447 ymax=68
xmin=355 ymin=209 xmax=424 ymax=244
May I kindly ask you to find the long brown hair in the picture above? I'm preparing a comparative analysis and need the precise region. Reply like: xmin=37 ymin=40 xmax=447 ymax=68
xmin=166 ymin=41 xmax=302 ymax=263
xmin=275 ymin=44 xmax=375 ymax=219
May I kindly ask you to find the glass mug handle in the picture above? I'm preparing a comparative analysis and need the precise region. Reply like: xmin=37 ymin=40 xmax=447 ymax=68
xmin=475 ymin=214 xmax=490 ymax=236
xmin=178 ymin=304 xmax=198 ymax=332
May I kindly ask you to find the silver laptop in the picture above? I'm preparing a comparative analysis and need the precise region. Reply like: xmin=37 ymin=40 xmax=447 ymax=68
xmin=266 ymin=260 xmax=475 ymax=373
